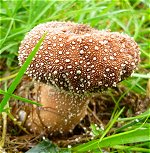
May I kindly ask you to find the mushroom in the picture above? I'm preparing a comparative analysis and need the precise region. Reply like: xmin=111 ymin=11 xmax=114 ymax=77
xmin=18 ymin=21 xmax=140 ymax=134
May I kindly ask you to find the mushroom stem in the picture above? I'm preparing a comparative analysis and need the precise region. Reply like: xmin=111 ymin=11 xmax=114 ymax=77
xmin=22 ymin=81 xmax=88 ymax=134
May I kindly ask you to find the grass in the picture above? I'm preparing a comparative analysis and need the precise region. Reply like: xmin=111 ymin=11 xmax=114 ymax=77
xmin=0 ymin=0 xmax=150 ymax=152
xmin=0 ymin=33 xmax=46 ymax=112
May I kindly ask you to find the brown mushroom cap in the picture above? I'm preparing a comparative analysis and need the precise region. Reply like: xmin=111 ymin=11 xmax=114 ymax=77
xmin=18 ymin=21 xmax=140 ymax=94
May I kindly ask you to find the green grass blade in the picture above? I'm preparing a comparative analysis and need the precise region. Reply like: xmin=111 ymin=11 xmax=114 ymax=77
xmin=72 ymin=128 xmax=150 ymax=152
xmin=0 ymin=18 xmax=14 ymax=47
xmin=99 ymin=107 xmax=125 ymax=141
xmin=118 ymin=109 xmax=150 ymax=121
xmin=0 ymin=33 xmax=47 ymax=112
xmin=0 ymin=73 xmax=18 ymax=81
xmin=112 ymin=145 xmax=150 ymax=152
xmin=131 ymin=73 xmax=150 ymax=79
xmin=0 ymin=89 xmax=42 ymax=106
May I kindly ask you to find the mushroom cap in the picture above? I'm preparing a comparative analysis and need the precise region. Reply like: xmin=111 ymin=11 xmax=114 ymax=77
xmin=18 ymin=21 xmax=140 ymax=94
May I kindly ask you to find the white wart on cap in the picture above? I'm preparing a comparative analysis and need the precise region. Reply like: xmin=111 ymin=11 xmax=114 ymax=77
xmin=18 ymin=21 xmax=140 ymax=94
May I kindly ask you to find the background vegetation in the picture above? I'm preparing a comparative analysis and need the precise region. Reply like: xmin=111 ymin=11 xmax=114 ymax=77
xmin=0 ymin=0 xmax=150 ymax=152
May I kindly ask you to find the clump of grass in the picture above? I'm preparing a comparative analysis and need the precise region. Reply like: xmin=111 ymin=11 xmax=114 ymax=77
xmin=0 ymin=0 xmax=150 ymax=152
